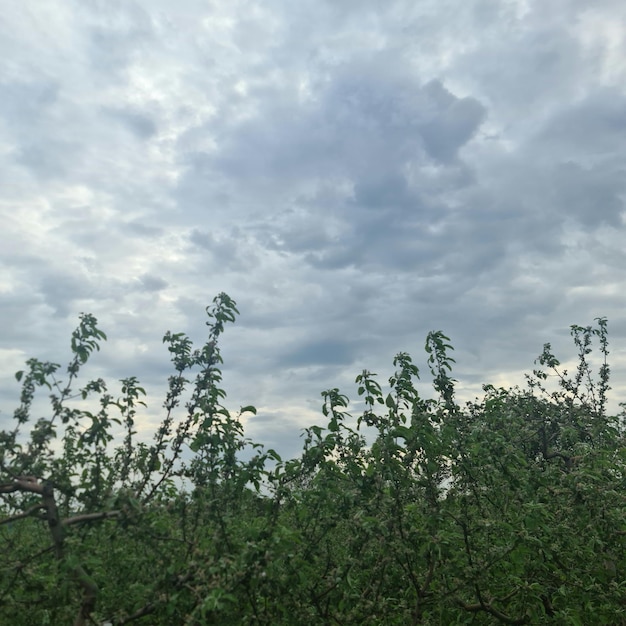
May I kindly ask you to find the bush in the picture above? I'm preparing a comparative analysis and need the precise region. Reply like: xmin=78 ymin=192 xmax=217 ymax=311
xmin=1 ymin=296 xmax=625 ymax=625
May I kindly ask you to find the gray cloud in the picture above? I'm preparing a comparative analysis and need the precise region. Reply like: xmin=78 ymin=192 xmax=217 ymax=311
xmin=138 ymin=273 xmax=168 ymax=292
xmin=101 ymin=107 xmax=158 ymax=140
xmin=1 ymin=0 xmax=625 ymax=457
xmin=281 ymin=337 xmax=361 ymax=368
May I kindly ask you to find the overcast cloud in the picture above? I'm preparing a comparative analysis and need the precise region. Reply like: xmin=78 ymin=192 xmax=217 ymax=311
xmin=1 ymin=0 xmax=625 ymax=459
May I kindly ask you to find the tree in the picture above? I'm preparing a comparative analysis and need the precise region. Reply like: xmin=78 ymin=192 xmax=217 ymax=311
xmin=1 ymin=301 xmax=624 ymax=625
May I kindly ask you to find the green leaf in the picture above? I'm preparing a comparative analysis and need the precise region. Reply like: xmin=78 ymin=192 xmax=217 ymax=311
xmin=391 ymin=426 xmax=411 ymax=440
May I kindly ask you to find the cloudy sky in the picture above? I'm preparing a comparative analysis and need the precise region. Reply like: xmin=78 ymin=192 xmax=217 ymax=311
xmin=1 ymin=0 xmax=625 ymax=460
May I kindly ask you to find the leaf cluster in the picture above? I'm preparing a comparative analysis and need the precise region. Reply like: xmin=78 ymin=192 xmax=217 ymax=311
xmin=1 ymin=301 xmax=625 ymax=625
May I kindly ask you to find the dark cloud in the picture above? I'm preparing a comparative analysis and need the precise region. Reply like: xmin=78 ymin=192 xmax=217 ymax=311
xmin=353 ymin=174 xmax=415 ymax=210
xmin=122 ymin=220 xmax=164 ymax=238
xmin=15 ymin=141 xmax=75 ymax=179
xmin=38 ymin=269 xmax=96 ymax=318
xmin=138 ymin=273 xmax=168 ymax=292
xmin=183 ymin=56 xmax=488 ymax=280
xmin=550 ymin=162 xmax=625 ymax=228
xmin=82 ymin=1 xmax=154 ymax=74
xmin=102 ymin=107 xmax=158 ymax=139
xmin=418 ymin=82 xmax=486 ymax=162
xmin=1 ymin=0 xmax=625 ymax=458
xmin=188 ymin=227 xmax=261 ymax=273
xmin=281 ymin=337 xmax=360 ymax=367
xmin=0 ymin=79 xmax=59 ymax=123
xmin=206 ymin=61 xmax=486 ymax=184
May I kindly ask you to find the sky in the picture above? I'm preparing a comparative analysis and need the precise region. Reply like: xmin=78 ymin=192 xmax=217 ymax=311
xmin=1 ymin=0 xmax=626 ymax=461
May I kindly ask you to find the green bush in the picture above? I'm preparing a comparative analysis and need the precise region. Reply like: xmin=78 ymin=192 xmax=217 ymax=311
xmin=1 ymin=296 xmax=625 ymax=625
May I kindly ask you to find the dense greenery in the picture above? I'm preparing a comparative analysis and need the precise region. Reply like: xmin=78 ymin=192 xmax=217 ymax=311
xmin=1 ymin=293 xmax=625 ymax=625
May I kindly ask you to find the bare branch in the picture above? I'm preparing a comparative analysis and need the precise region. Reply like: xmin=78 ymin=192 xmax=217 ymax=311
xmin=0 ymin=477 xmax=45 ymax=495
xmin=63 ymin=510 xmax=121 ymax=526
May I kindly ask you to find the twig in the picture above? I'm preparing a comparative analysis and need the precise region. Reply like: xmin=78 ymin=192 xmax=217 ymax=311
xmin=0 ymin=502 xmax=46 ymax=525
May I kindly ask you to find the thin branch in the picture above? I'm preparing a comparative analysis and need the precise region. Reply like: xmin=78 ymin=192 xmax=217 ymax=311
xmin=457 ymin=594 xmax=530 ymax=625
xmin=63 ymin=510 xmax=121 ymax=526
xmin=0 ymin=477 xmax=45 ymax=495
xmin=0 ymin=502 xmax=46 ymax=525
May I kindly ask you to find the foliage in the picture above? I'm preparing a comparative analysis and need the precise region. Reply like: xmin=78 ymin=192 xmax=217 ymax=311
xmin=1 ymin=298 xmax=625 ymax=625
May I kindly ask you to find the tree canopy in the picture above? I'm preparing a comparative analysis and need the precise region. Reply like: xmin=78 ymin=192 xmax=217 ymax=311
xmin=1 ymin=295 xmax=624 ymax=625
